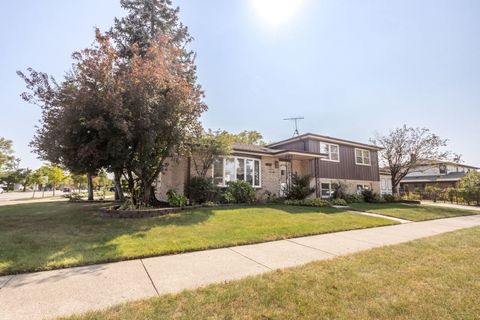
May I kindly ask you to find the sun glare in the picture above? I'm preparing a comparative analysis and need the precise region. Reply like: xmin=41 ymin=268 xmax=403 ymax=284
xmin=251 ymin=0 xmax=304 ymax=26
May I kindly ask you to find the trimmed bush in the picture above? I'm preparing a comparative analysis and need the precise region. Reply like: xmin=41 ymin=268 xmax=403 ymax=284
xmin=344 ymin=194 xmax=364 ymax=203
xmin=167 ymin=189 xmax=189 ymax=207
xmin=224 ymin=180 xmax=256 ymax=204
xmin=186 ymin=177 xmax=220 ymax=204
xmin=284 ymin=198 xmax=332 ymax=207
xmin=361 ymin=189 xmax=381 ymax=203
xmin=331 ymin=198 xmax=348 ymax=206
xmin=382 ymin=194 xmax=397 ymax=203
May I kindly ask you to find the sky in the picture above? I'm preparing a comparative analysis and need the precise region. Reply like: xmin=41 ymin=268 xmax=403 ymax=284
xmin=1 ymin=0 xmax=479 ymax=169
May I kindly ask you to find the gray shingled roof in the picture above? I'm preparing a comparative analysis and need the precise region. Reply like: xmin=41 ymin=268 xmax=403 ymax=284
xmin=231 ymin=143 xmax=282 ymax=154
xmin=401 ymin=172 xmax=466 ymax=183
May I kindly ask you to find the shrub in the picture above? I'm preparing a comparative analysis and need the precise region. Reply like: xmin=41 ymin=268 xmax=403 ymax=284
xmin=382 ymin=194 xmax=396 ymax=203
xmin=344 ymin=193 xmax=364 ymax=203
xmin=284 ymin=198 xmax=332 ymax=207
xmin=166 ymin=189 xmax=189 ymax=207
xmin=224 ymin=180 xmax=256 ymax=204
xmin=186 ymin=177 xmax=220 ymax=204
xmin=402 ymin=192 xmax=422 ymax=201
xmin=331 ymin=198 xmax=348 ymax=206
xmin=362 ymin=189 xmax=380 ymax=203
xmin=284 ymin=174 xmax=314 ymax=200
xmin=66 ymin=192 xmax=83 ymax=202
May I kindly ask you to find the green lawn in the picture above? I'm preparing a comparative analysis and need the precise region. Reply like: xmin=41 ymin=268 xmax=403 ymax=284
xmin=349 ymin=202 xmax=477 ymax=221
xmin=0 ymin=202 xmax=395 ymax=275
xmin=62 ymin=226 xmax=480 ymax=320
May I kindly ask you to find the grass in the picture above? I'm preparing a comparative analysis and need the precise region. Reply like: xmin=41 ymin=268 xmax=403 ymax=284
xmin=0 ymin=202 xmax=395 ymax=275
xmin=349 ymin=202 xmax=477 ymax=221
xmin=62 ymin=226 xmax=480 ymax=320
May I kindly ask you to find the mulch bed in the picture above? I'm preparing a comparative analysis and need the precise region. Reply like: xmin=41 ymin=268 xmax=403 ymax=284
xmin=99 ymin=205 xmax=204 ymax=219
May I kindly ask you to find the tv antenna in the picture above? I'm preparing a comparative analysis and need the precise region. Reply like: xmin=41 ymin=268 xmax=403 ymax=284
xmin=283 ymin=117 xmax=304 ymax=137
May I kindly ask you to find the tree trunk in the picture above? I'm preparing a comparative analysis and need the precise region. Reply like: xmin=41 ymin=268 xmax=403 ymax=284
xmin=53 ymin=183 xmax=56 ymax=197
xmin=87 ymin=173 xmax=94 ymax=201
xmin=114 ymin=170 xmax=125 ymax=202
xmin=126 ymin=170 xmax=136 ymax=205
xmin=32 ymin=185 xmax=36 ymax=199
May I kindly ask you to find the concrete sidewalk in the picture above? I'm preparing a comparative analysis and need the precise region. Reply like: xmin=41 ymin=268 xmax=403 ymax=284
xmin=1 ymin=215 xmax=480 ymax=320
xmin=421 ymin=201 xmax=480 ymax=212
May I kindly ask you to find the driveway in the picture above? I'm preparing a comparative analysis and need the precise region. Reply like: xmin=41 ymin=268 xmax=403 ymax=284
xmin=1 ymin=214 xmax=480 ymax=320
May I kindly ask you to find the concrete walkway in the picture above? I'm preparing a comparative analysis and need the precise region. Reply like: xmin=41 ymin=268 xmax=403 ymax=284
xmin=1 ymin=215 xmax=480 ymax=320
xmin=421 ymin=201 xmax=480 ymax=212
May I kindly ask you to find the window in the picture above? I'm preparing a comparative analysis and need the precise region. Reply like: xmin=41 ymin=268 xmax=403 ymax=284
xmin=355 ymin=148 xmax=371 ymax=165
xmin=439 ymin=165 xmax=447 ymax=174
xmin=213 ymin=157 xmax=261 ymax=188
xmin=356 ymin=184 xmax=370 ymax=195
xmin=320 ymin=142 xmax=340 ymax=161
xmin=321 ymin=183 xmax=333 ymax=198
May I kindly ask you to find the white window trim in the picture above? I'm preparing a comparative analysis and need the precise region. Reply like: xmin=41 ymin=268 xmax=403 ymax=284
xmin=212 ymin=156 xmax=262 ymax=188
xmin=355 ymin=148 xmax=371 ymax=166
xmin=319 ymin=142 xmax=340 ymax=162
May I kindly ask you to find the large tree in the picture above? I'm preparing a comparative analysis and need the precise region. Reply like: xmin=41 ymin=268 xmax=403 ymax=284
xmin=371 ymin=126 xmax=449 ymax=195
xmin=120 ymin=37 xmax=206 ymax=205
xmin=18 ymin=31 xmax=124 ymax=201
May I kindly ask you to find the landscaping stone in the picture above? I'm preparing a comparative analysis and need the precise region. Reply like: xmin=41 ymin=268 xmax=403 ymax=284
xmin=99 ymin=204 xmax=204 ymax=219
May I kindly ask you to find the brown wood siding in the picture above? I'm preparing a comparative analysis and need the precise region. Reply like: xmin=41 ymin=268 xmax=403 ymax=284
xmin=272 ymin=138 xmax=380 ymax=181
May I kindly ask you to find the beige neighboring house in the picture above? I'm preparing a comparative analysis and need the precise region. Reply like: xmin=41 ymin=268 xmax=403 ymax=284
xmin=155 ymin=133 xmax=383 ymax=201
xmin=400 ymin=160 xmax=479 ymax=193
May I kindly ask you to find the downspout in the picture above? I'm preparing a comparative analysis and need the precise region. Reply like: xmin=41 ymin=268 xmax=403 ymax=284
xmin=185 ymin=156 xmax=192 ymax=197
xmin=315 ymin=158 xmax=319 ymax=198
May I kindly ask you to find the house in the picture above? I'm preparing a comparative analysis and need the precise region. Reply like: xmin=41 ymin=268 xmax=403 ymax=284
xmin=400 ymin=160 xmax=479 ymax=193
xmin=155 ymin=133 xmax=383 ymax=201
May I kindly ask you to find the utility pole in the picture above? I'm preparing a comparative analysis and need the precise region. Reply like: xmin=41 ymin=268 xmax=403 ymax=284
xmin=283 ymin=117 xmax=304 ymax=137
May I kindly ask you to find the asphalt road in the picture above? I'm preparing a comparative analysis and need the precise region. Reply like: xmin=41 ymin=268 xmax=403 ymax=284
xmin=0 ymin=191 xmax=60 ymax=202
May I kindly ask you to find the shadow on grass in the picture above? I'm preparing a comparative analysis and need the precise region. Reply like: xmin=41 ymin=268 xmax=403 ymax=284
xmin=0 ymin=201 xmax=214 ymax=277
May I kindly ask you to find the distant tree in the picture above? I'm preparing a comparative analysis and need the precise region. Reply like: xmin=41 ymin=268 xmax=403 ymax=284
xmin=30 ymin=169 xmax=47 ymax=198
xmin=39 ymin=164 xmax=67 ymax=196
xmin=371 ymin=126 xmax=449 ymax=195
xmin=190 ymin=130 xmax=233 ymax=178
xmin=458 ymin=170 xmax=480 ymax=205
xmin=0 ymin=138 xmax=16 ymax=172
xmin=15 ymin=168 xmax=33 ymax=192
xmin=71 ymin=174 xmax=88 ymax=193
xmin=231 ymin=130 xmax=266 ymax=145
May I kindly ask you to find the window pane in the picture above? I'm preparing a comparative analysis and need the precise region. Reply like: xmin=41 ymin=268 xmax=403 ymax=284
xmin=213 ymin=158 xmax=224 ymax=186
xmin=236 ymin=158 xmax=245 ymax=181
xmin=224 ymin=158 xmax=235 ymax=185
xmin=321 ymin=183 xmax=331 ymax=197
xmin=355 ymin=149 xmax=362 ymax=158
xmin=320 ymin=143 xmax=329 ymax=154
xmin=330 ymin=145 xmax=339 ymax=161
xmin=246 ymin=159 xmax=254 ymax=185
xmin=356 ymin=156 xmax=363 ymax=164
xmin=363 ymin=150 xmax=370 ymax=164
xmin=254 ymin=160 xmax=260 ymax=186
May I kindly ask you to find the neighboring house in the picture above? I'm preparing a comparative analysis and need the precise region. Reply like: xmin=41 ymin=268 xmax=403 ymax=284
xmin=400 ymin=160 xmax=479 ymax=193
xmin=155 ymin=133 xmax=383 ymax=201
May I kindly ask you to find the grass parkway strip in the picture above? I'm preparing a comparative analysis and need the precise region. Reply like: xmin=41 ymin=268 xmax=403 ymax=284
xmin=0 ymin=202 xmax=395 ymax=275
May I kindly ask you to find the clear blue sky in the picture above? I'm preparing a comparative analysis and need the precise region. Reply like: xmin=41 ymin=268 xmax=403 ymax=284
xmin=1 ymin=0 xmax=479 ymax=169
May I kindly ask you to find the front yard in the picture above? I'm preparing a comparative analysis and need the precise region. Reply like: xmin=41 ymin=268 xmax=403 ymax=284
xmin=349 ymin=202 xmax=477 ymax=221
xmin=62 ymin=226 xmax=480 ymax=320
xmin=0 ymin=202 xmax=394 ymax=275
